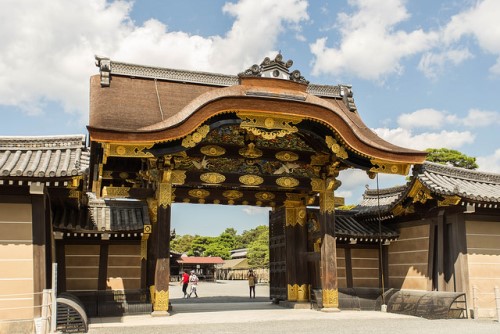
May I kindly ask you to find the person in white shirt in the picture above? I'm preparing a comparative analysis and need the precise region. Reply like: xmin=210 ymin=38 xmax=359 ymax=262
xmin=188 ymin=270 xmax=199 ymax=298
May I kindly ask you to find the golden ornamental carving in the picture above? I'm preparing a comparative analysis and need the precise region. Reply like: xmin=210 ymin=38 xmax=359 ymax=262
xmin=171 ymin=170 xmax=187 ymax=185
xmin=392 ymin=204 xmax=415 ymax=216
xmin=239 ymin=143 xmax=263 ymax=159
xmin=200 ymin=172 xmax=225 ymax=184
xmin=67 ymin=175 xmax=83 ymax=188
xmin=200 ymin=145 xmax=226 ymax=157
xmin=438 ymin=195 xmax=461 ymax=207
xmin=408 ymin=179 xmax=433 ymax=204
xmin=147 ymin=198 xmax=158 ymax=223
xmin=297 ymin=284 xmax=310 ymax=302
xmin=140 ymin=239 xmax=148 ymax=260
xmin=188 ymin=189 xmax=210 ymax=199
xmin=370 ymin=159 xmax=411 ymax=176
xmin=311 ymin=178 xmax=325 ymax=192
xmin=239 ymin=174 xmax=264 ymax=186
xmin=255 ymin=192 xmax=275 ymax=201
xmin=68 ymin=189 xmax=80 ymax=199
xmin=285 ymin=207 xmax=296 ymax=227
xmin=310 ymin=153 xmax=330 ymax=166
xmin=325 ymin=136 xmax=348 ymax=159
xmin=322 ymin=288 xmax=339 ymax=308
xmin=223 ymin=190 xmax=243 ymax=200
xmin=275 ymin=151 xmax=299 ymax=162
xmin=143 ymin=224 xmax=152 ymax=234
xmin=287 ymin=284 xmax=298 ymax=301
xmin=102 ymin=186 xmax=130 ymax=198
xmin=313 ymin=238 xmax=321 ymax=253
xmin=101 ymin=170 xmax=113 ymax=179
xmin=238 ymin=112 xmax=302 ymax=140
xmin=320 ymin=190 xmax=335 ymax=214
xmin=157 ymin=182 xmax=174 ymax=209
xmin=276 ymin=176 xmax=299 ymax=188
xmin=104 ymin=143 xmax=155 ymax=162
xmin=153 ymin=290 xmax=169 ymax=311
xmin=181 ymin=125 xmax=210 ymax=148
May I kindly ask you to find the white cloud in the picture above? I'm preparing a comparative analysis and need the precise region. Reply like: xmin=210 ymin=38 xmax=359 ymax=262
xmin=241 ymin=206 xmax=270 ymax=215
xmin=397 ymin=108 xmax=457 ymax=129
xmin=418 ymin=48 xmax=473 ymax=79
xmin=442 ymin=0 xmax=500 ymax=75
xmin=309 ymin=0 xmax=438 ymax=80
xmin=396 ymin=108 xmax=499 ymax=130
xmin=373 ymin=127 xmax=475 ymax=150
xmin=0 ymin=0 xmax=309 ymax=122
xmin=476 ymin=149 xmax=500 ymax=174
xmin=461 ymin=108 xmax=500 ymax=128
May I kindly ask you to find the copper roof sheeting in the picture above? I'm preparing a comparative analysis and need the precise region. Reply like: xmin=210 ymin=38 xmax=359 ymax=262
xmin=0 ymin=135 xmax=89 ymax=178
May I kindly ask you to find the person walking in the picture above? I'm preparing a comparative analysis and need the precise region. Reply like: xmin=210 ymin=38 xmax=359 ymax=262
xmin=181 ymin=270 xmax=190 ymax=298
xmin=248 ymin=269 xmax=256 ymax=298
xmin=188 ymin=270 xmax=199 ymax=298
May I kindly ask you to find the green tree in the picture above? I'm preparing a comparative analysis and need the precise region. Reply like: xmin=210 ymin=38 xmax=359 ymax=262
xmin=189 ymin=236 xmax=215 ymax=256
xmin=425 ymin=148 xmax=478 ymax=169
xmin=240 ymin=225 xmax=268 ymax=248
xmin=170 ymin=234 xmax=195 ymax=254
xmin=204 ymin=243 xmax=231 ymax=259
xmin=247 ymin=229 xmax=269 ymax=268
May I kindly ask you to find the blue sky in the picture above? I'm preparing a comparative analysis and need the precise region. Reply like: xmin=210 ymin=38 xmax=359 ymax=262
xmin=1 ymin=0 xmax=499 ymax=236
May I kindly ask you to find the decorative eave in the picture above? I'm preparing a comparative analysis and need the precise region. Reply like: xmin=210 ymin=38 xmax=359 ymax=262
xmin=416 ymin=161 xmax=500 ymax=203
xmin=356 ymin=161 xmax=500 ymax=219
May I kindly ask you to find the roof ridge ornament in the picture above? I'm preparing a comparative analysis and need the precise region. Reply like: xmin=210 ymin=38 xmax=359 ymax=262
xmin=95 ymin=55 xmax=111 ymax=87
xmin=239 ymin=53 xmax=309 ymax=84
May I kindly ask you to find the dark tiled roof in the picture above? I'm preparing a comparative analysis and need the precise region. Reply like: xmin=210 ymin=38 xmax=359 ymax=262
xmin=355 ymin=185 xmax=408 ymax=216
xmin=87 ymin=193 xmax=149 ymax=232
xmin=416 ymin=161 xmax=500 ymax=202
xmin=53 ymin=194 xmax=149 ymax=232
xmin=0 ymin=135 xmax=89 ymax=178
xmin=335 ymin=213 xmax=398 ymax=239
xmin=355 ymin=161 xmax=500 ymax=217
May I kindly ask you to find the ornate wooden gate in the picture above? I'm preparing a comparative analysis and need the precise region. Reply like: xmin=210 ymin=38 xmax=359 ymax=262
xmin=269 ymin=208 xmax=286 ymax=301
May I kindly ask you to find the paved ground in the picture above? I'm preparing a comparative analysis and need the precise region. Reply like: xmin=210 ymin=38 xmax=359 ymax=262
xmin=88 ymin=280 xmax=500 ymax=334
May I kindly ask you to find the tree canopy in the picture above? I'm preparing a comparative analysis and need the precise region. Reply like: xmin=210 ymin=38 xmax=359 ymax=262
xmin=425 ymin=148 xmax=478 ymax=170
xmin=170 ymin=226 xmax=269 ymax=263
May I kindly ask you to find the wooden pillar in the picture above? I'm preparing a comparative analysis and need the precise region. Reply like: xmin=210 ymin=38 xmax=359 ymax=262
xmin=151 ymin=170 xmax=173 ymax=316
xmin=30 ymin=183 xmax=48 ymax=318
xmin=284 ymin=197 xmax=309 ymax=303
xmin=312 ymin=178 xmax=339 ymax=309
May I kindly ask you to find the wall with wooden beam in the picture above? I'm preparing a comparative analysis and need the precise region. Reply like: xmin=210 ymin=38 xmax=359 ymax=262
xmin=0 ymin=203 xmax=34 ymax=321
xmin=465 ymin=220 xmax=500 ymax=318
xmin=387 ymin=224 xmax=430 ymax=290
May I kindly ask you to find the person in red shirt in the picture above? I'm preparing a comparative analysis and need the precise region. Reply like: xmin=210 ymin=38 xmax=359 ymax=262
xmin=181 ymin=270 xmax=190 ymax=298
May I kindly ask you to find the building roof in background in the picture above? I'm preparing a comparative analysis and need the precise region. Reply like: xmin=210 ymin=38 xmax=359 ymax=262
xmin=0 ymin=135 xmax=89 ymax=178
xmin=178 ymin=256 xmax=224 ymax=265
xmin=220 ymin=258 xmax=249 ymax=270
